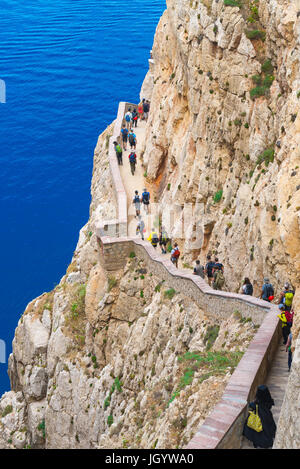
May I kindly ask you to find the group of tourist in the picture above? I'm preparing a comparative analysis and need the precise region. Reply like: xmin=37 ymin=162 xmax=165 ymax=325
xmin=113 ymin=100 xmax=150 ymax=175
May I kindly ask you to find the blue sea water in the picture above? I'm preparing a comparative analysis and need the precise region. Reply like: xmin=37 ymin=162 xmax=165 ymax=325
xmin=0 ymin=0 xmax=165 ymax=396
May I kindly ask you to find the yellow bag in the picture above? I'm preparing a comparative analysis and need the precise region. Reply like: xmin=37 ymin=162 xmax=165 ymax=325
xmin=247 ymin=405 xmax=263 ymax=432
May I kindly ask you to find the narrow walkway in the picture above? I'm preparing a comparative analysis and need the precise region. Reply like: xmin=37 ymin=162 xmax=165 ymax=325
xmin=240 ymin=341 xmax=289 ymax=449
xmin=119 ymin=120 xmax=149 ymax=237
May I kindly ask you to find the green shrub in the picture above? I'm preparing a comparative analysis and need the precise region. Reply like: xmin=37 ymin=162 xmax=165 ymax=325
xmin=245 ymin=29 xmax=266 ymax=41
xmin=107 ymin=415 xmax=113 ymax=427
xmin=234 ymin=119 xmax=242 ymax=126
xmin=204 ymin=325 xmax=220 ymax=350
xmin=1 ymin=405 xmax=13 ymax=418
xmin=250 ymin=85 xmax=269 ymax=100
xmin=213 ymin=190 xmax=223 ymax=203
xmin=224 ymin=0 xmax=241 ymax=6
xmin=263 ymin=75 xmax=274 ymax=88
xmin=164 ymin=288 xmax=176 ymax=300
xmin=129 ymin=251 xmax=136 ymax=258
xmin=256 ymin=148 xmax=275 ymax=167
xmin=251 ymin=74 xmax=262 ymax=85
xmin=261 ymin=60 xmax=274 ymax=74
xmin=107 ymin=276 xmax=117 ymax=291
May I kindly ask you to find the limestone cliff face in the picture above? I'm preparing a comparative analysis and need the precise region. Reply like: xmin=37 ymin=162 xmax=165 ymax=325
xmin=142 ymin=0 xmax=300 ymax=330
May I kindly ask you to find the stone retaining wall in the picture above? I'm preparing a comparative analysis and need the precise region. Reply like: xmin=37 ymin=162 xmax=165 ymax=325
xmin=95 ymin=234 xmax=281 ymax=448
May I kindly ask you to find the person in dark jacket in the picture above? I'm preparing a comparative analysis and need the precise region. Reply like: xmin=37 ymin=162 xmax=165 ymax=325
xmin=242 ymin=278 xmax=253 ymax=296
xmin=243 ymin=385 xmax=276 ymax=448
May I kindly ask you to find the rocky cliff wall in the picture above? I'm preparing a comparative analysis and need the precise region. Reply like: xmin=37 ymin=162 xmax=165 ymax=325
xmin=140 ymin=0 xmax=300 ymax=448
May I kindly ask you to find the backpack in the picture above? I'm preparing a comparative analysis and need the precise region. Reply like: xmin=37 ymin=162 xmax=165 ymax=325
xmin=115 ymin=144 xmax=122 ymax=154
xmin=285 ymin=291 xmax=294 ymax=307
xmin=129 ymin=133 xmax=136 ymax=144
xmin=161 ymin=231 xmax=168 ymax=242
xmin=125 ymin=113 xmax=131 ymax=122
xmin=142 ymin=192 xmax=150 ymax=202
xmin=129 ymin=153 xmax=136 ymax=163
xmin=206 ymin=261 xmax=215 ymax=277
xmin=121 ymin=128 xmax=128 ymax=137
xmin=244 ymin=284 xmax=253 ymax=296
xmin=133 ymin=195 xmax=140 ymax=203
xmin=214 ymin=270 xmax=225 ymax=289
xmin=172 ymin=248 xmax=180 ymax=259
xmin=266 ymin=284 xmax=274 ymax=299
xmin=151 ymin=233 xmax=159 ymax=245
xmin=285 ymin=310 xmax=293 ymax=324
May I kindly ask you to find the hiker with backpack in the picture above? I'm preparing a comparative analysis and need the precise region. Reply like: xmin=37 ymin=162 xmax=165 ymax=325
xmin=125 ymin=108 xmax=132 ymax=129
xmin=136 ymin=217 xmax=145 ymax=240
xmin=128 ymin=152 xmax=137 ymax=175
xmin=141 ymin=189 xmax=150 ymax=213
xmin=113 ymin=141 xmax=123 ymax=165
xmin=212 ymin=263 xmax=225 ymax=290
xmin=277 ymin=305 xmax=293 ymax=345
xmin=278 ymin=283 xmax=295 ymax=311
xmin=147 ymin=228 xmax=159 ymax=249
xmin=132 ymin=109 xmax=138 ymax=128
xmin=286 ymin=331 xmax=293 ymax=372
xmin=143 ymin=100 xmax=150 ymax=121
xmin=212 ymin=257 xmax=224 ymax=274
xmin=128 ymin=130 xmax=137 ymax=150
xmin=121 ymin=124 xmax=129 ymax=150
xmin=133 ymin=190 xmax=141 ymax=217
xmin=170 ymin=243 xmax=180 ymax=268
xmin=260 ymin=278 xmax=274 ymax=302
xmin=205 ymin=255 xmax=215 ymax=286
xmin=193 ymin=260 xmax=205 ymax=279
xmin=242 ymin=278 xmax=253 ymax=296
xmin=159 ymin=227 xmax=168 ymax=254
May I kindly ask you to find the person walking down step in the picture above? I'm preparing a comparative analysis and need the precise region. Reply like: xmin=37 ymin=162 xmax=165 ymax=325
xmin=278 ymin=282 xmax=295 ymax=311
xmin=260 ymin=278 xmax=274 ymax=302
xmin=128 ymin=129 xmax=137 ymax=150
xmin=138 ymin=102 xmax=143 ymax=121
xmin=242 ymin=277 xmax=253 ymax=296
xmin=143 ymin=100 xmax=150 ymax=121
xmin=133 ymin=190 xmax=141 ymax=218
xmin=113 ymin=141 xmax=123 ymax=165
xmin=141 ymin=188 xmax=150 ymax=214
xmin=277 ymin=305 xmax=294 ymax=345
xmin=159 ymin=227 xmax=168 ymax=254
xmin=129 ymin=151 xmax=137 ymax=175
xmin=243 ymin=385 xmax=276 ymax=449
xmin=170 ymin=243 xmax=180 ymax=268
xmin=121 ymin=124 xmax=129 ymax=150
xmin=212 ymin=263 xmax=225 ymax=290
xmin=286 ymin=331 xmax=293 ymax=372
xmin=193 ymin=260 xmax=205 ymax=279
xmin=125 ymin=108 xmax=132 ymax=129
xmin=136 ymin=217 xmax=145 ymax=241
xmin=132 ymin=108 xmax=138 ymax=128
xmin=147 ymin=228 xmax=159 ymax=249
xmin=205 ymin=255 xmax=215 ymax=286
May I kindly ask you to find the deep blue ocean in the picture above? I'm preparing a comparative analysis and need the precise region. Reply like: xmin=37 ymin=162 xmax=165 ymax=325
xmin=0 ymin=0 xmax=165 ymax=396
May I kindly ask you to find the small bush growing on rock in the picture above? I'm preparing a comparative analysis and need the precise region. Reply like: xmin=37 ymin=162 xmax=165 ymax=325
xmin=164 ymin=288 xmax=176 ymax=300
xmin=213 ymin=189 xmax=223 ymax=203
xmin=245 ymin=29 xmax=266 ymax=41
xmin=261 ymin=59 xmax=274 ymax=74
xmin=224 ymin=0 xmax=241 ymax=7
xmin=1 ymin=405 xmax=13 ymax=418
xmin=107 ymin=415 xmax=113 ymax=427
xmin=256 ymin=148 xmax=275 ymax=167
